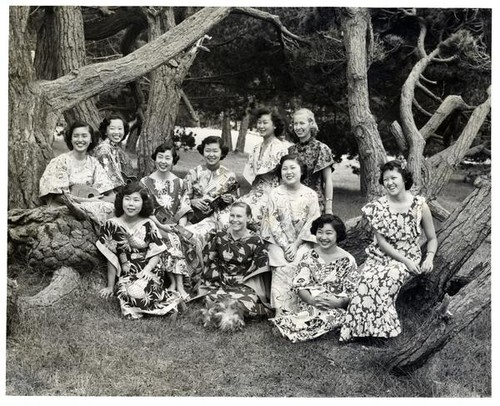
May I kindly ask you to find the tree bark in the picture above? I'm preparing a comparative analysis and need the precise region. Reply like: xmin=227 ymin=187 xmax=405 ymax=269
xmin=221 ymin=111 xmax=233 ymax=151
xmin=340 ymin=8 xmax=386 ymax=200
xmin=7 ymin=278 xmax=19 ymax=336
xmin=384 ymin=261 xmax=490 ymax=374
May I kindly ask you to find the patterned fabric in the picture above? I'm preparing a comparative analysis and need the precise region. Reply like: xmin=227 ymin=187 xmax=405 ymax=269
xmin=200 ymin=230 xmax=270 ymax=316
xmin=39 ymin=152 xmax=115 ymax=223
xmin=140 ymin=175 xmax=196 ymax=277
xmin=288 ymin=138 xmax=334 ymax=212
xmin=240 ymin=138 xmax=291 ymax=228
xmin=271 ymin=249 xmax=359 ymax=342
xmin=96 ymin=217 xmax=181 ymax=318
xmin=340 ymin=195 xmax=426 ymax=341
xmin=261 ymin=184 xmax=321 ymax=314
xmin=92 ymin=139 xmax=135 ymax=189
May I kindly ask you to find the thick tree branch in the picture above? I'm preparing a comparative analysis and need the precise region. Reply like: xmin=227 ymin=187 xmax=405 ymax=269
xmin=390 ymin=121 xmax=408 ymax=152
xmin=180 ymin=89 xmax=200 ymax=126
xmin=83 ymin=6 xmax=146 ymax=40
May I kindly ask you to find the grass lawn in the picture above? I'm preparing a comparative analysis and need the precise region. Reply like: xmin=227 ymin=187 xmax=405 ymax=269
xmin=6 ymin=148 xmax=490 ymax=397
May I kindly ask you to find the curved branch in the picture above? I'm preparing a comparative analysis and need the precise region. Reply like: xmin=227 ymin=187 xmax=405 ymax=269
xmin=83 ymin=6 xmax=147 ymax=40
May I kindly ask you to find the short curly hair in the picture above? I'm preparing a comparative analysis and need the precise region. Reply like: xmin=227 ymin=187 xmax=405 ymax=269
xmin=379 ymin=160 xmax=413 ymax=190
xmin=151 ymin=143 xmax=180 ymax=165
xmin=196 ymin=136 xmax=229 ymax=160
xmin=293 ymin=108 xmax=319 ymax=137
xmin=310 ymin=214 xmax=347 ymax=243
xmin=114 ymin=182 xmax=154 ymax=218
xmin=276 ymin=154 xmax=307 ymax=182
xmin=98 ymin=114 xmax=130 ymax=141
xmin=254 ymin=107 xmax=285 ymax=138
xmin=64 ymin=121 xmax=99 ymax=153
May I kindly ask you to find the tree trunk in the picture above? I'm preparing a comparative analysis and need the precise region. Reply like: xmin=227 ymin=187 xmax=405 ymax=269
xmin=235 ymin=106 xmax=251 ymax=153
xmin=8 ymin=206 xmax=102 ymax=273
xmin=7 ymin=278 xmax=19 ymax=336
xmin=221 ymin=111 xmax=233 ymax=151
xmin=384 ymin=261 xmax=490 ymax=374
xmin=340 ymin=8 xmax=386 ymax=200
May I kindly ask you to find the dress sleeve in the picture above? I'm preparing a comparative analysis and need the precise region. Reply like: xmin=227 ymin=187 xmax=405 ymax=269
xmin=291 ymin=251 xmax=316 ymax=291
xmin=95 ymin=219 xmax=121 ymax=271
xmin=173 ymin=178 xmax=193 ymax=221
xmin=91 ymin=157 xmax=116 ymax=194
xmin=144 ymin=220 xmax=167 ymax=259
xmin=361 ymin=198 xmax=387 ymax=235
xmin=250 ymin=236 xmax=269 ymax=274
xmin=39 ymin=155 xmax=70 ymax=197
xmin=260 ymin=189 xmax=289 ymax=249
xmin=313 ymin=142 xmax=334 ymax=174
xmin=342 ymin=254 xmax=360 ymax=296
xmin=296 ymin=189 xmax=321 ymax=244
xmin=202 ymin=231 xmax=222 ymax=282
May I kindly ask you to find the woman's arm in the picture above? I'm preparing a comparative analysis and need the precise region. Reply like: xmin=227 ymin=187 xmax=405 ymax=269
xmin=420 ymin=202 xmax=438 ymax=273
xmin=374 ymin=231 xmax=420 ymax=275
xmin=100 ymin=261 xmax=117 ymax=298
xmin=322 ymin=166 xmax=333 ymax=214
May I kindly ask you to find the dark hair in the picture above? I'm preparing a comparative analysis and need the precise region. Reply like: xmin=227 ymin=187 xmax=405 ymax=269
xmin=254 ymin=107 xmax=285 ymax=138
xmin=378 ymin=160 xmax=413 ymax=190
xmin=64 ymin=121 xmax=99 ymax=152
xmin=114 ymin=182 xmax=154 ymax=218
xmin=231 ymin=201 xmax=252 ymax=218
xmin=276 ymin=154 xmax=307 ymax=182
xmin=196 ymin=136 xmax=229 ymax=160
xmin=98 ymin=114 xmax=130 ymax=141
xmin=151 ymin=143 xmax=180 ymax=165
xmin=310 ymin=214 xmax=347 ymax=242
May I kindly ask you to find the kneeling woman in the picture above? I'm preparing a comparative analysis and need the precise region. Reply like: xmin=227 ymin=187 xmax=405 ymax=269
xmin=198 ymin=202 xmax=271 ymax=331
xmin=271 ymin=214 xmax=359 ymax=342
xmin=97 ymin=183 xmax=181 ymax=319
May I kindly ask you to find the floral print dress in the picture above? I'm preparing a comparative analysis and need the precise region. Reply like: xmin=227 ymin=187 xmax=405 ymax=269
xmin=92 ymin=138 xmax=135 ymax=189
xmin=340 ymin=195 xmax=426 ymax=341
xmin=96 ymin=217 xmax=181 ymax=319
xmin=39 ymin=151 xmax=115 ymax=223
xmin=140 ymin=175 xmax=197 ymax=277
xmin=260 ymin=184 xmax=320 ymax=315
xmin=271 ymin=249 xmax=359 ymax=342
xmin=200 ymin=230 xmax=270 ymax=316
xmin=288 ymin=138 xmax=334 ymax=213
xmin=240 ymin=137 xmax=291 ymax=228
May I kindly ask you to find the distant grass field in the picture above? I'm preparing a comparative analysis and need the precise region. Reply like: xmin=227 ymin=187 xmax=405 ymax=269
xmin=7 ymin=141 xmax=490 ymax=397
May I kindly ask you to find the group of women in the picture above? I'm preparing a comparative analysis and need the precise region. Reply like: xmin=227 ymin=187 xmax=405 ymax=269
xmin=39 ymin=107 xmax=438 ymax=343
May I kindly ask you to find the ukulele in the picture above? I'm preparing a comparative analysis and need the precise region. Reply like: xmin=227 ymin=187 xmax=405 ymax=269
xmin=190 ymin=179 xmax=239 ymax=224
xmin=70 ymin=184 xmax=101 ymax=198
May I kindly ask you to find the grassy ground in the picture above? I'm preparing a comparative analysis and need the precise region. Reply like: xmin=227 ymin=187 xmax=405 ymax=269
xmin=6 ymin=149 xmax=490 ymax=397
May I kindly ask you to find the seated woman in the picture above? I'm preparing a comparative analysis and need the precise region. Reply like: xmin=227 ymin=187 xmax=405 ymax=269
xmin=39 ymin=120 xmax=115 ymax=223
xmin=271 ymin=214 xmax=359 ymax=342
xmin=97 ymin=183 xmax=181 ymax=320
xmin=92 ymin=114 xmax=136 ymax=189
xmin=261 ymin=154 xmax=321 ymax=316
xmin=340 ymin=160 xmax=438 ymax=342
xmin=184 ymin=135 xmax=239 ymax=242
xmin=240 ymin=108 xmax=291 ymax=229
xmin=140 ymin=143 xmax=200 ymax=299
xmin=198 ymin=202 xmax=271 ymax=331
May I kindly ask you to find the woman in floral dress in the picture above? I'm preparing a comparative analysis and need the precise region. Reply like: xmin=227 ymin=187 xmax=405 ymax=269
xmin=92 ymin=114 xmax=135 ymax=190
xmin=39 ymin=120 xmax=115 ymax=223
xmin=272 ymin=215 xmax=359 ymax=342
xmin=140 ymin=143 xmax=199 ymax=299
xmin=184 ymin=136 xmax=239 ymax=245
xmin=240 ymin=108 xmax=291 ymax=229
xmin=261 ymin=154 xmax=321 ymax=316
xmin=340 ymin=160 xmax=438 ymax=341
xmin=97 ymin=183 xmax=181 ymax=319
xmin=198 ymin=202 xmax=271 ymax=329
xmin=288 ymin=108 xmax=335 ymax=214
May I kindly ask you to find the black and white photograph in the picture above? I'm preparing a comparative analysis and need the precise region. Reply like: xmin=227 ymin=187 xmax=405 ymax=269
xmin=3 ymin=0 xmax=495 ymax=401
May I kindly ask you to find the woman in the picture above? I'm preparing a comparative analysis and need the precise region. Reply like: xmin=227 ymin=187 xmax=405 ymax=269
xmin=288 ymin=108 xmax=335 ymax=214
xmin=92 ymin=114 xmax=135 ymax=189
xmin=184 ymin=135 xmax=239 ymax=237
xmin=39 ymin=120 xmax=115 ymax=223
xmin=140 ymin=143 xmax=198 ymax=299
xmin=198 ymin=202 xmax=271 ymax=331
xmin=271 ymin=214 xmax=359 ymax=342
xmin=97 ymin=183 xmax=181 ymax=320
xmin=240 ymin=108 xmax=291 ymax=228
xmin=261 ymin=154 xmax=321 ymax=316
xmin=340 ymin=160 xmax=438 ymax=341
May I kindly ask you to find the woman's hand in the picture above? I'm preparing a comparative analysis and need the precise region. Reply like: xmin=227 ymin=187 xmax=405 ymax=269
xmin=315 ymin=296 xmax=346 ymax=310
xmin=284 ymin=243 xmax=299 ymax=262
xmin=403 ymin=258 xmax=421 ymax=276
xmin=191 ymin=198 xmax=211 ymax=213
xmin=421 ymin=256 xmax=434 ymax=274
xmin=99 ymin=287 xmax=114 ymax=299
xmin=220 ymin=194 xmax=234 ymax=204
